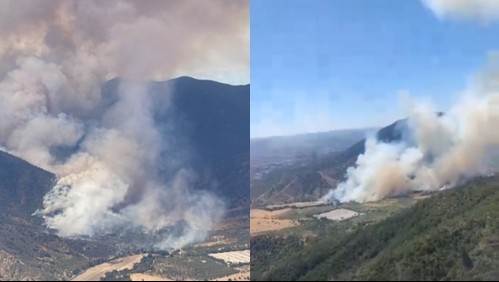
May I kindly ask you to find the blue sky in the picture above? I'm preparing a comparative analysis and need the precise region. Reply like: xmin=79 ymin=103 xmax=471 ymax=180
xmin=250 ymin=0 xmax=499 ymax=138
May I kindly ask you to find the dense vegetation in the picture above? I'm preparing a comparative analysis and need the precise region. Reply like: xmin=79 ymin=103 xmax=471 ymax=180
xmin=251 ymin=175 xmax=499 ymax=281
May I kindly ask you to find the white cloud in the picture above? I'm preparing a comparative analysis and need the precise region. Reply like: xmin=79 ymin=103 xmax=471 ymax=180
xmin=422 ymin=0 xmax=499 ymax=22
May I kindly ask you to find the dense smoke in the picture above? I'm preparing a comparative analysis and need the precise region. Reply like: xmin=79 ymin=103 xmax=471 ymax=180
xmin=0 ymin=0 xmax=248 ymax=249
xmin=324 ymin=54 xmax=499 ymax=203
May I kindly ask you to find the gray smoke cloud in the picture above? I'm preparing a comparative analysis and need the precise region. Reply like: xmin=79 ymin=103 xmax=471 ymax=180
xmin=324 ymin=53 xmax=499 ymax=203
xmin=0 ymin=0 xmax=248 ymax=249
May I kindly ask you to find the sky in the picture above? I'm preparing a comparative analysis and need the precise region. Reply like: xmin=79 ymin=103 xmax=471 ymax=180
xmin=250 ymin=0 xmax=499 ymax=138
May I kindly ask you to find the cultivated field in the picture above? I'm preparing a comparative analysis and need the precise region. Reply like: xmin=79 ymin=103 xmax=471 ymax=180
xmin=250 ymin=208 xmax=299 ymax=235
xmin=313 ymin=208 xmax=360 ymax=221
xmin=130 ymin=273 xmax=174 ymax=281
xmin=71 ymin=254 xmax=144 ymax=281
xmin=212 ymin=265 xmax=250 ymax=281
xmin=130 ymin=266 xmax=250 ymax=282
xmin=208 ymin=250 xmax=250 ymax=264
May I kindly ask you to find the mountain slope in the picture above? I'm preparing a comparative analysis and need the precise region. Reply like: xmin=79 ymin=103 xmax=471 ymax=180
xmin=0 ymin=150 xmax=54 ymax=219
xmin=251 ymin=175 xmax=499 ymax=281
xmin=103 ymin=77 xmax=250 ymax=208
xmin=162 ymin=77 xmax=250 ymax=208
xmin=0 ymin=150 xmax=117 ymax=281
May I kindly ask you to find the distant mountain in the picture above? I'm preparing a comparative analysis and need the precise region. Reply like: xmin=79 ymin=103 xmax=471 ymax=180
xmin=103 ymin=76 xmax=250 ymax=208
xmin=158 ymin=77 xmax=250 ymax=208
xmin=251 ymin=128 xmax=373 ymax=165
xmin=166 ymin=77 xmax=249 ymax=165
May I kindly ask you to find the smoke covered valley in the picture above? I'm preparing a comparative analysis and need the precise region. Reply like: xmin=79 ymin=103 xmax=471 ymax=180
xmin=0 ymin=74 xmax=250 ymax=251
xmin=0 ymin=75 xmax=250 ymax=281
xmin=0 ymin=0 xmax=249 ymax=254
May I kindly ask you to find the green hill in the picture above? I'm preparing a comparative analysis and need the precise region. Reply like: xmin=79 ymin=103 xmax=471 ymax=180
xmin=251 ymin=175 xmax=499 ymax=281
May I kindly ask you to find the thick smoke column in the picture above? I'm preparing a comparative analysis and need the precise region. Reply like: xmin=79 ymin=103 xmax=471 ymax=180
xmin=323 ymin=1 xmax=499 ymax=203
xmin=324 ymin=54 xmax=499 ymax=203
xmin=0 ymin=0 xmax=248 ymax=249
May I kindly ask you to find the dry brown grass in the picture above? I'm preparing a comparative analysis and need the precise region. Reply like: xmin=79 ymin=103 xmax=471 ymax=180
xmin=250 ymin=208 xmax=298 ymax=235
xmin=130 ymin=273 xmax=174 ymax=281
xmin=71 ymin=254 xmax=144 ymax=281
xmin=211 ymin=266 xmax=250 ymax=281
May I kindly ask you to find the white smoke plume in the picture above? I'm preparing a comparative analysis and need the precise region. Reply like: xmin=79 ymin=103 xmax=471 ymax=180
xmin=422 ymin=0 xmax=499 ymax=22
xmin=0 ymin=0 xmax=248 ymax=249
xmin=324 ymin=53 xmax=499 ymax=203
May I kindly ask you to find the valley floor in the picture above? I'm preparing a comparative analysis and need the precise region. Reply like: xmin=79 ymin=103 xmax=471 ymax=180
xmin=70 ymin=215 xmax=250 ymax=281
